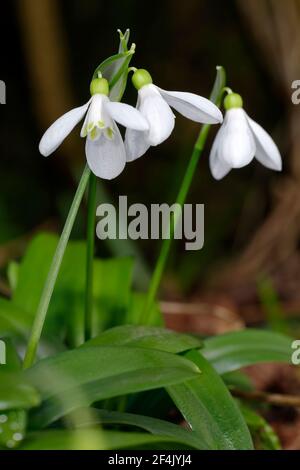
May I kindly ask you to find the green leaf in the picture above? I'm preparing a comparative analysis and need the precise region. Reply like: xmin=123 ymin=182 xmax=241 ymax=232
xmin=85 ymin=325 xmax=202 ymax=353
xmin=12 ymin=233 xmax=134 ymax=342
xmin=0 ymin=373 xmax=40 ymax=411
xmin=125 ymin=292 xmax=164 ymax=326
xmin=21 ymin=429 xmax=191 ymax=450
xmin=0 ymin=298 xmax=32 ymax=337
xmin=203 ymin=329 xmax=292 ymax=375
xmin=0 ymin=410 xmax=27 ymax=449
xmin=257 ymin=277 xmax=289 ymax=334
xmin=93 ymin=257 xmax=133 ymax=333
xmin=167 ymin=350 xmax=253 ymax=450
xmin=7 ymin=261 xmax=19 ymax=293
xmin=13 ymin=233 xmax=58 ymax=318
xmin=0 ymin=341 xmax=40 ymax=411
xmin=27 ymin=346 xmax=200 ymax=427
xmin=239 ymin=402 xmax=281 ymax=450
xmin=74 ymin=408 xmax=204 ymax=450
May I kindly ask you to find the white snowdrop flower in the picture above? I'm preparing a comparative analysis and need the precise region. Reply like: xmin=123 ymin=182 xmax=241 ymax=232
xmin=125 ymin=69 xmax=223 ymax=161
xmin=209 ymin=93 xmax=282 ymax=180
xmin=39 ymin=77 xmax=149 ymax=179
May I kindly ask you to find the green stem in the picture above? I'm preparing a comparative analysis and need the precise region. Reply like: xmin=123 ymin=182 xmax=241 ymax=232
xmin=141 ymin=67 xmax=226 ymax=324
xmin=23 ymin=165 xmax=91 ymax=369
xmin=85 ymin=172 xmax=97 ymax=340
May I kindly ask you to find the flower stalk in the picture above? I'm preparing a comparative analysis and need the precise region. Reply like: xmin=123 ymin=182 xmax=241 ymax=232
xmin=23 ymin=165 xmax=91 ymax=368
xmin=85 ymin=172 xmax=97 ymax=340
xmin=141 ymin=67 xmax=226 ymax=324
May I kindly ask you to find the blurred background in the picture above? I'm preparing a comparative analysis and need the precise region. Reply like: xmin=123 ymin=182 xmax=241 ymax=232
xmin=1 ymin=1 xmax=300 ymax=333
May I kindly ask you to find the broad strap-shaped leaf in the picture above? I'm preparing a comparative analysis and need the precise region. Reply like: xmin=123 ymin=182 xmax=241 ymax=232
xmin=202 ymin=329 xmax=292 ymax=375
xmin=27 ymin=345 xmax=200 ymax=427
xmin=21 ymin=429 xmax=192 ymax=450
xmin=167 ymin=350 xmax=253 ymax=450
xmin=84 ymin=325 xmax=202 ymax=353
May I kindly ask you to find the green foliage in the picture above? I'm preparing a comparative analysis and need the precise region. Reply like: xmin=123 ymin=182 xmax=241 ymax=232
xmin=0 ymin=233 xmax=294 ymax=450
xmin=167 ymin=350 xmax=253 ymax=450
xmin=202 ymin=329 xmax=291 ymax=375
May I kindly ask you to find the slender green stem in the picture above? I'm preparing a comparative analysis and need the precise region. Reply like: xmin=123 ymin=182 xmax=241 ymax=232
xmin=85 ymin=172 xmax=97 ymax=340
xmin=141 ymin=67 xmax=226 ymax=324
xmin=23 ymin=165 xmax=91 ymax=369
xmin=140 ymin=126 xmax=210 ymax=324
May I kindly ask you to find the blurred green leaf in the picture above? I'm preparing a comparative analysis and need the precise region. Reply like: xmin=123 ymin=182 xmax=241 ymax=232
xmin=167 ymin=350 xmax=253 ymax=450
xmin=239 ymin=402 xmax=281 ymax=450
xmin=84 ymin=325 xmax=202 ymax=353
xmin=12 ymin=233 xmax=135 ymax=342
xmin=126 ymin=292 xmax=164 ymax=326
xmin=27 ymin=346 xmax=200 ymax=427
xmin=0 ymin=410 xmax=27 ymax=449
xmin=202 ymin=329 xmax=292 ymax=375
xmin=7 ymin=261 xmax=19 ymax=293
xmin=0 ymin=298 xmax=32 ymax=337
xmin=21 ymin=429 xmax=191 ymax=450
xmin=75 ymin=408 xmax=204 ymax=449
xmin=0 ymin=341 xmax=40 ymax=411
xmin=257 ymin=277 xmax=289 ymax=334
xmin=92 ymin=256 xmax=133 ymax=334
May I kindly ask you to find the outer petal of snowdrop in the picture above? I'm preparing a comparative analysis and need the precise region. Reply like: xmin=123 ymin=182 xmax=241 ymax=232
xmin=125 ymin=129 xmax=150 ymax=162
xmin=157 ymin=88 xmax=223 ymax=124
xmin=209 ymin=127 xmax=231 ymax=180
xmin=39 ymin=101 xmax=91 ymax=157
xmin=138 ymin=84 xmax=175 ymax=146
xmin=246 ymin=115 xmax=282 ymax=171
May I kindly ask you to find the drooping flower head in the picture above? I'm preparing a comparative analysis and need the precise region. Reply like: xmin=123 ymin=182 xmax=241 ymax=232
xmin=39 ymin=76 xmax=148 ymax=180
xmin=125 ymin=69 xmax=223 ymax=161
xmin=209 ymin=91 xmax=282 ymax=180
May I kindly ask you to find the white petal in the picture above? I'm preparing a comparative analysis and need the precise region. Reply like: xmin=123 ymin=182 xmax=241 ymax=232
xmin=209 ymin=127 xmax=231 ymax=180
xmin=157 ymin=87 xmax=223 ymax=124
xmin=125 ymin=129 xmax=150 ymax=162
xmin=219 ymin=109 xmax=255 ymax=168
xmin=246 ymin=115 xmax=282 ymax=171
xmin=105 ymin=101 xmax=149 ymax=131
xmin=39 ymin=101 xmax=90 ymax=156
xmin=139 ymin=84 xmax=175 ymax=146
xmin=85 ymin=124 xmax=126 ymax=180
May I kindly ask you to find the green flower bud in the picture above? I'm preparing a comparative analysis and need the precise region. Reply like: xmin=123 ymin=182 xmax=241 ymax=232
xmin=90 ymin=78 xmax=109 ymax=96
xmin=132 ymin=69 xmax=153 ymax=90
xmin=224 ymin=93 xmax=243 ymax=111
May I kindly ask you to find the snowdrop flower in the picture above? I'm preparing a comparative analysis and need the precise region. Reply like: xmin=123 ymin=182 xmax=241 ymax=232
xmin=125 ymin=69 xmax=223 ymax=161
xmin=39 ymin=77 xmax=149 ymax=179
xmin=209 ymin=92 xmax=282 ymax=180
